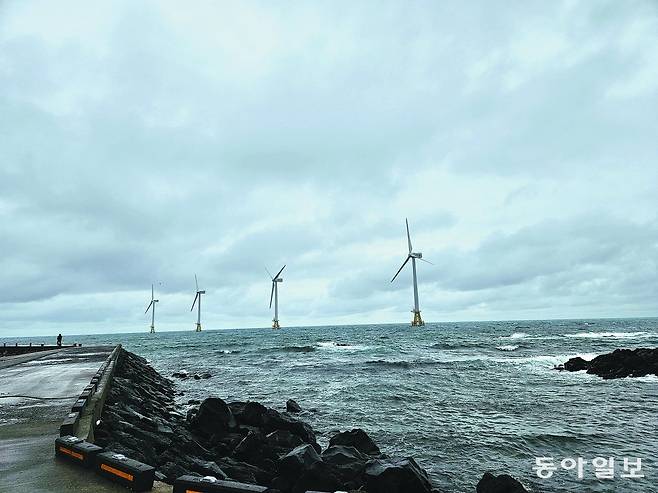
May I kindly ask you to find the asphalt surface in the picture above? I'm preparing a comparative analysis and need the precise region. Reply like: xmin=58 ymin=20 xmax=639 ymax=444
xmin=0 ymin=345 xmax=128 ymax=492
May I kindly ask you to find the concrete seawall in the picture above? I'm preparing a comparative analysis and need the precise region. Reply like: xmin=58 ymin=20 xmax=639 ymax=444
xmin=0 ymin=345 xmax=125 ymax=492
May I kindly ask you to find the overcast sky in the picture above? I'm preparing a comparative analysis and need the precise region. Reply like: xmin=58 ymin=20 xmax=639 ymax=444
xmin=1 ymin=1 xmax=657 ymax=336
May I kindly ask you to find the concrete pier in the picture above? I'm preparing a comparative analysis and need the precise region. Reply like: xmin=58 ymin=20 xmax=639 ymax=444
xmin=0 ymin=346 xmax=125 ymax=492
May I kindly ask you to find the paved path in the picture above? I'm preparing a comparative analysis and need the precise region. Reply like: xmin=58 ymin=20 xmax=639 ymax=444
xmin=0 ymin=346 xmax=126 ymax=492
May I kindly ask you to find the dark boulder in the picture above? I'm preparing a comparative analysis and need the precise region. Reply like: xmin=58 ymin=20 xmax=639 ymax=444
xmin=188 ymin=458 xmax=228 ymax=480
xmin=364 ymin=457 xmax=432 ymax=493
xmin=215 ymin=457 xmax=273 ymax=485
xmin=329 ymin=428 xmax=380 ymax=455
xmin=279 ymin=444 xmax=322 ymax=475
xmin=563 ymin=356 xmax=590 ymax=372
xmin=476 ymin=472 xmax=528 ymax=493
xmin=266 ymin=429 xmax=304 ymax=449
xmin=290 ymin=461 xmax=342 ymax=493
xmin=322 ymin=445 xmax=367 ymax=482
xmin=561 ymin=348 xmax=658 ymax=379
xmin=192 ymin=397 xmax=237 ymax=436
xmin=278 ymin=444 xmax=341 ymax=493
xmin=286 ymin=399 xmax=302 ymax=413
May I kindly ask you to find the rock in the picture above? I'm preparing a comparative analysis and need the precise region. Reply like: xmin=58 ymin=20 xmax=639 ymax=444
xmin=286 ymin=399 xmax=302 ymax=413
xmin=192 ymin=397 xmax=237 ymax=436
xmin=476 ymin=472 xmax=528 ymax=493
xmin=329 ymin=428 xmax=380 ymax=456
xmin=172 ymin=370 xmax=189 ymax=379
xmin=278 ymin=444 xmax=340 ymax=493
xmin=278 ymin=444 xmax=322 ymax=475
xmin=201 ymin=372 xmax=212 ymax=379
xmin=215 ymin=457 xmax=273 ymax=485
xmin=233 ymin=430 xmax=266 ymax=461
xmin=193 ymin=373 xmax=201 ymax=380
xmin=364 ymin=457 xmax=432 ymax=493
xmin=188 ymin=458 xmax=229 ymax=480
xmin=561 ymin=348 xmax=658 ymax=379
xmin=231 ymin=400 xmax=318 ymax=447
xmin=290 ymin=461 xmax=342 ymax=493
xmin=266 ymin=429 xmax=303 ymax=449
xmin=563 ymin=356 xmax=590 ymax=372
xmin=188 ymin=399 xmax=201 ymax=405
xmin=322 ymin=445 xmax=367 ymax=482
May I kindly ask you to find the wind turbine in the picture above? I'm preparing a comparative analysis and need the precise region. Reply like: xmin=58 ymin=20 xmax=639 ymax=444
xmin=191 ymin=274 xmax=205 ymax=332
xmin=391 ymin=219 xmax=431 ymax=326
xmin=267 ymin=265 xmax=285 ymax=329
xmin=145 ymin=284 xmax=159 ymax=333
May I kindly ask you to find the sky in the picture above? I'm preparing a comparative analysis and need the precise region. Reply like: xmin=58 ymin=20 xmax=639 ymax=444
xmin=1 ymin=1 xmax=657 ymax=336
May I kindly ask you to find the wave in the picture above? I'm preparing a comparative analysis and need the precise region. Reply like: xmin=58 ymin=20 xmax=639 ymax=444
xmin=496 ymin=345 xmax=519 ymax=352
xmin=317 ymin=341 xmax=367 ymax=351
xmin=565 ymin=331 xmax=656 ymax=339
xmin=263 ymin=345 xmax=316 ymax=353
xmin=508 ymin=332 xmax=529 ymax=339
xmin=365 ymin=359 xmax=412 ymax=369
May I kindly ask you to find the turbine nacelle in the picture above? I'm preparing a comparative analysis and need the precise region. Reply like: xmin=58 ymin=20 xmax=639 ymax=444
xmin=411 ymin=252 xmax=422 ymax=259
xmin=274 ymin=278 xmax=283 ymax=283
xmin=196 ymin=290 xmax=206 ymax=295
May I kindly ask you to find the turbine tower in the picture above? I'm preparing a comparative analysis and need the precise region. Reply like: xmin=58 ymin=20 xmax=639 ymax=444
xmin=267 ymin=265 xmax=286 ymax=329
xmin=191 ymin=274 xmax=205 ymax=332
xmin=391 ymin=219 xmax=431 ymax=326
xmin=145 ymin=284 xmax=159 ymax=333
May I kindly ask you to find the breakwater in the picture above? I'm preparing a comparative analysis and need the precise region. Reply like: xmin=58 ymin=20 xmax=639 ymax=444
xmin=93 ymin=347 xmax=527 ymax=493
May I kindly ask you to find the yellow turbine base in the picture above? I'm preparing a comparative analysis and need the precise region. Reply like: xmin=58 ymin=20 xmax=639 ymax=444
xmin=272 ymin=320 xmax=280 ymax=329
xmin=411 ymin=311 xmax=424 ymax=327
xmin=195 ymin=323 xmax=202 ymax=332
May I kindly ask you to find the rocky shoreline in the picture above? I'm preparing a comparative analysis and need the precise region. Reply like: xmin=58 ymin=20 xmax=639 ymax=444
xmin=557 ymin=347 xmax=658 ymax=379
xmin=95 ymin=348 xmax=527 ymax=493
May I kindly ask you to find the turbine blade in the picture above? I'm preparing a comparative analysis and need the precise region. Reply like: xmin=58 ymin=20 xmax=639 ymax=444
xmin=269 ymin=282 xmax=275 ymax=308
xmin=418 ymin=257 xmax=433 ymax=265
xmin=265 ymin=266 xmax=273 ymax=280
xmin=391 ymin=256 xmax=411 ymax=283
xmin=151 ymin=283 xmax=154 ymax=300
xmin=145 ymin=300 xmax=153 ymax=313
xmin=275 ymin=264 xmax=286 ymax=279
xmin=195 ymin=274 xmax=199 ymax=292
xmin=406 ymin=218 xmax=412 ymax=254
xmin=191 ymin=292 xmax=199 ymax=311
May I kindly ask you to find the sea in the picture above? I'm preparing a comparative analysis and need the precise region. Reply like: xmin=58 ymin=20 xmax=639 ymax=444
xmin=4 ymin=318 xmax=658 ymax=493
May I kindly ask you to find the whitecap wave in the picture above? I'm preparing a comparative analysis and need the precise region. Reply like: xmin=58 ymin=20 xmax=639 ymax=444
xmin=317 ymin=341 xmax=367 ymax=351
xmin=496 ymin=345 xmax=519 ymax=351
xmin=565 ymin=331 xmax=655 ymax=339
xmin=508 ymin=332 xmax=529 ymax=339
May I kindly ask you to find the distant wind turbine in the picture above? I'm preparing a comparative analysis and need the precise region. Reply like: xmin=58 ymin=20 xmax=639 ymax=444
xmin=191 ymin=274 xmax=205 ymax=332
xmin=267 ymin=265 xmax=286 ymax=329
xmin=391 ymin=219 xmax=432 ymax=326
xmin=145 ymin=284 xmax=159 ymax=333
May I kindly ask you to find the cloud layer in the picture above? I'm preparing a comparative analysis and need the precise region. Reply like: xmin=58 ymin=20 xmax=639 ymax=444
xmin=1 ymin=1 xmax=657 ymax=335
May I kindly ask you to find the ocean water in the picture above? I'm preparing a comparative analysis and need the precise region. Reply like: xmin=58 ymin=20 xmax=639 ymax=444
xmin=5 ymin=318 xmax=658 ymax=493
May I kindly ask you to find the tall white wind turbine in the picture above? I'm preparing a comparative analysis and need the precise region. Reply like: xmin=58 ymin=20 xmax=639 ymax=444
xmin=267 ymin=265 xmax=286 ymax=329
xmin=391 ymin=219 xmax=431 ymax=326
xmin=191 ymin=274 xmax=205 ymax=332
xmin=145 ymin=284 xmax=159 ymax=333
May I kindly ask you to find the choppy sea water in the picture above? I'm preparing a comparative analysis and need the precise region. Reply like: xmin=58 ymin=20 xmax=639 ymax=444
xmin=5 ymin=318 xmax=658 ymax=493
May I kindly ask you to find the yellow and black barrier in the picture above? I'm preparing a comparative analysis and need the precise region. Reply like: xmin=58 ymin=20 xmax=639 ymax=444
xmin=173 ymin=475 xmax=268 ymax=493
xmin=96 ymin=451 xmax=155 ymax=492
xmin=55 ymin=436 xmax=103 ymax=468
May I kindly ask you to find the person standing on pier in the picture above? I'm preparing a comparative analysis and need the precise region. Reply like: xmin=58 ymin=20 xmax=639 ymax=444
xmin=56 ymin=333 xmax=62 ymax=346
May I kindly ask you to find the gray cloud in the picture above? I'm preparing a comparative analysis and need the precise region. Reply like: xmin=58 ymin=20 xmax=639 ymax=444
xmin=0 ymin=0 xmax=657 ymax=335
